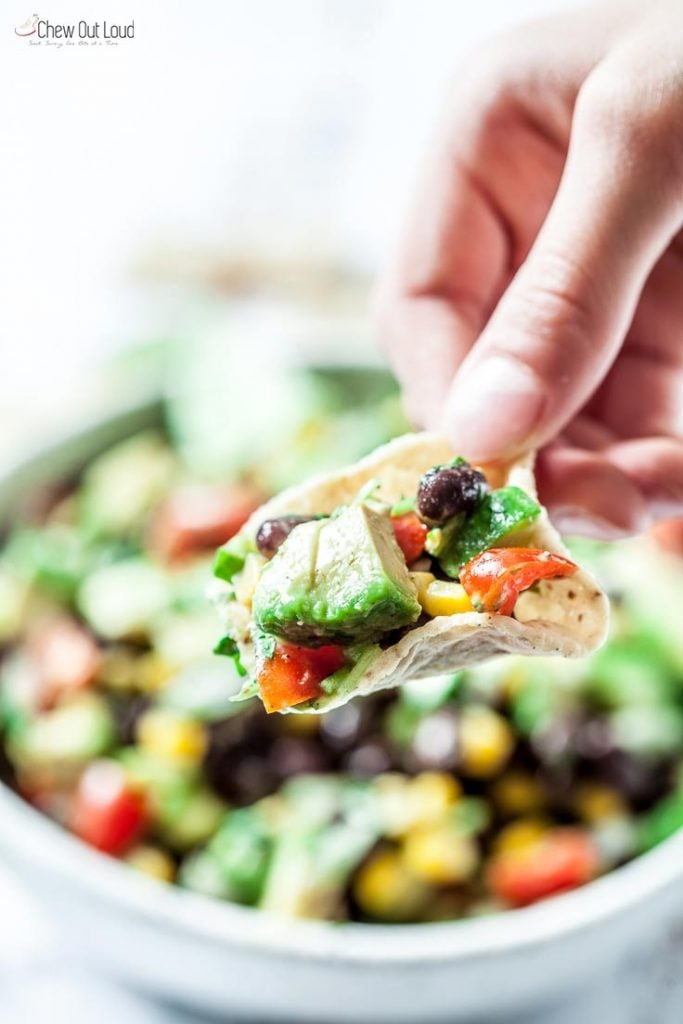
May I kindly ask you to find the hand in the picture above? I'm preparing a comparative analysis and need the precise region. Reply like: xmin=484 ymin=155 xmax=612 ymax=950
xmin=376 ymin=0 xmax=683 ymax=538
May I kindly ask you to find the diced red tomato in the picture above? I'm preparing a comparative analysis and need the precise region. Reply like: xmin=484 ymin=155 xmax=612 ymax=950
xmin=488 ymin=828 xmax=599 ymax=907
xmin=71 ymin=760 xmax=146 ymax=855
xmin=460 ymin=547 xmax=578 ymax=616
xmin=391 ymin=512 xmax=428 ymax=565
xmin=258 ymin=643 xmax=346 ymax=714
xmin=151 ymin=484 xmax=262 ymax=561
xmin=29 ymin=616 xmax=101 ymax=707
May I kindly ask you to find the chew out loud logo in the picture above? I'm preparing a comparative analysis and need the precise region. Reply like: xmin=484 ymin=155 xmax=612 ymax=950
xmin=15 ymin=15 xmax=134 ymax=40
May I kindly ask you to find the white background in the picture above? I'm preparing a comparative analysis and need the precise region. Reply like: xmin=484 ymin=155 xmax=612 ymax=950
xmin=1 ymin=0 xmax=573 ymax=415
xmin=3 ymin=3 xmax=681 ymax=1022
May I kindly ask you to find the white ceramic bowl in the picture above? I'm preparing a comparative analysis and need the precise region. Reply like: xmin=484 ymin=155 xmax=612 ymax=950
xmin=0 ymin=404 xmax=681 ymax=1023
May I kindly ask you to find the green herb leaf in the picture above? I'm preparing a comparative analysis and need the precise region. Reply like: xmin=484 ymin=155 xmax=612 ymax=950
xmin=213 ymin=635 xmax=248 ymax=677
xmin=391 ymin=496 xmax=416 ymax=516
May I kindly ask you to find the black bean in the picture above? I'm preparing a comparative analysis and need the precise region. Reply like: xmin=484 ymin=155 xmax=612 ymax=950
xmin=417 ymin=462 xmax=488 ymax=523
xmin=595 ymin=750 xmax=673 ymax=810
xmin=255 ymin=514 xmax=314 ymax=558
xmin=270 ymin=737 xmax=331 ymax=779
xmin=344 ymin=740 xmax=393 ymax=777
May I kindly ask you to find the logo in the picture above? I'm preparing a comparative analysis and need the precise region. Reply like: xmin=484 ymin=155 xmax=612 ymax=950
xmin=15 ymin=14 xmax=39 ymax=36
xmin=14 ymin=15 xmax=134 ymax=44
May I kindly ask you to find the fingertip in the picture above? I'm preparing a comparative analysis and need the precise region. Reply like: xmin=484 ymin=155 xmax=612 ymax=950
xmin=536 ymin=445 xmax=650 ymax=539
xmin=441 ymin=353 xmax=546 ymax=461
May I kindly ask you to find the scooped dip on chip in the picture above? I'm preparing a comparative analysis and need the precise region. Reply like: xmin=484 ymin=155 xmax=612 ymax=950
xmin=211 ymin=434 xmax=609 ymax=714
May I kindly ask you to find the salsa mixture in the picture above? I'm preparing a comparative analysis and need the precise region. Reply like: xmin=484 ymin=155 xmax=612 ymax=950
xmin=215 ymin=454 xmax=580 ymax=714
xmin=0 ymin=388 xmax=681 ymax=923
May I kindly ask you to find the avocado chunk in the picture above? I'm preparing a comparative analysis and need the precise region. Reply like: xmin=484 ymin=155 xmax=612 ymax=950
xmin=252 ymin=504 xmax=421 ymax=645
xmin=437 ymin=486 xmax=541 ymax=577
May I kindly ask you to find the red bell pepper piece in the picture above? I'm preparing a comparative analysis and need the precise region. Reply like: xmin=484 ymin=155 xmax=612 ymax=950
xmin=151 ymin=484 xmax=261 ymax=561
xmin=71 ymin=760 xmax=146 ymax=855
xmin=488 ymin=828 xmax=599 ymax=907
xmin=391 ymin=512 xmax=428 ymax=565
xmin=258 ymin=643 xmax=346 ymax=713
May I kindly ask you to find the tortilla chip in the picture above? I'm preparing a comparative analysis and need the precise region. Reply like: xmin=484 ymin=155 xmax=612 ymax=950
xmin=216 ymin=433 xmax=609 ymax=712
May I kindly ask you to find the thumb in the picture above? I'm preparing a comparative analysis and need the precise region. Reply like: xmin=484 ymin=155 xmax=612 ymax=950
xmin=442 ymin=63 xmax=683 ymax=462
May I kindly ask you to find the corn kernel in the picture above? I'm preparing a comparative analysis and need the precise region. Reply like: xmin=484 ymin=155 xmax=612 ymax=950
xmin=281 ymin=713 xmax=320 ymax=736
xmin=136 ymin=708 xmax=207 ymax=764
xmin=573 ymin=783 xmax=627 ymax=824
xmin=353 ymin=849 xmax=429 ymax=921
xmin=125 ymin=844 xmax=176 ymax=883
xmin=493 ymin=818 xmax=548 ymax=854
xmin=101 ymin=649 xmax=172 ymax=693
xmin=403 ymin=826 xmax=478 ymax=884
xmin=136 ymin=653 xmax=174 ymax=693
xmin=408 ymin=772 xmax=462 ymax=826
xmin=410 ymin=571 xmax=436 ymax=606
xmin=459 ymin=705 xmax=514 ymax=778
xmin=420 ymin=580 xmax=474 ymax=618
xmin=491 ymin=771 xmax=546 ymax=816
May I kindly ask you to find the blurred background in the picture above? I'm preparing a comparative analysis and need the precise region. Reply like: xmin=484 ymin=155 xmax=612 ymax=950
xmin=2 ymin=2 xmax=682 ymax=1022
xmin=1 ymin=0 xmax=577 ymax=452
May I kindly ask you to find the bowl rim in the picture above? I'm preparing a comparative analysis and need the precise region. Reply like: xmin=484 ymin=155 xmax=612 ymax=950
xmin=0 ymin=398 xmax=681 ymax=967
xmin=1 ymin=781 xmax=682 ymax=966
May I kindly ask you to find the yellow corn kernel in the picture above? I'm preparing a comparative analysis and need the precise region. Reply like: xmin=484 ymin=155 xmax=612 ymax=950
xmin=408 ymin=772 xmax=462 ymax=826
xmin=353 ymin=849 xmax=429 ymax=921
xmin=573 ymin=783 xmax=627 ymax=824
xmin=493 ymin=818 xmax=548 ymax=854
xmin=136 ymin=708 xmax=207 ymax=763
xmin=280 ymin=713 xmax=320 ymax=736
xmin=410 ymin=571 xmax=436 ymax=606
xmin=125 ymin=844 xmax=176 ymax=883
xmin=101 ymin=649 xmax=172 ymax=693
xmin=403 ymin=826 xmax=478 ymax=885
xmin=459 ymin=705 xmax=514 ymax=778
xmin=136 ymin=652 xmax=174 ymax=693
xmin=420 ymin=580 xmax=474 ymax=618
xmin=491 ymin=771 xmax=546 ymax=816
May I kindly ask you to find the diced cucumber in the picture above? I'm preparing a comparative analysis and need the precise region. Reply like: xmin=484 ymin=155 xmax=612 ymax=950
xmin=152 ymin=610 xmax=221 ymax=669
xmin=259 ymin=801 xmax=378 ymax=918
xmin=78 ymin=559 xmax=168 ymax=640
xmin=117 ymin=745 xmax=199 ymax=789
xmin=204 ymin=808 xmax=272 ymax=904
xmin=118 ymin=747 xmax=222 ymax=849
xmin=213 ymin=533 xmax=255 ymax=583
xmin=0 ymin=568 xmax=30 ymax=643
xmin=8 ymin=694 xmax=114 ymax=771
xmin=5 ymin=525 xmax=92 ymax=602
xmin=160 ymin=657 xmax=244 ymax=721
xmin=0 ymin=654 xmax=38 ymax=735
xmin=156 ymin=786 xmax=226 ymax=851
xmin=79 ymin=431 xmax=176 ymax=539
xmin=179 ymin=849 xmax=234 ymax=900
xmin=587 ymin=637 xmax=677 ymax=709
xmin=400 ymin=673 xmax=463 ymax=713
xmin=609 ymin=705 xmax=683 ymax=757
xmin=637 ymin=790 xmax=683 ymax=852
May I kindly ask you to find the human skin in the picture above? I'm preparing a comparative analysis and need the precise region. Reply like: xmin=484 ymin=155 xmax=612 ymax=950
xmin=376 ymin=0 xmax=683 ymax=538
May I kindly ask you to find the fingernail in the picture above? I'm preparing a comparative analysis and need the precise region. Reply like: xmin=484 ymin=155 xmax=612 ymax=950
xmin=442 ymin=355 xmax=545 ymax=461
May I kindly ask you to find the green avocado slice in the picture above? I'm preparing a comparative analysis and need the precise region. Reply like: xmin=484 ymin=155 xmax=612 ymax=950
xmin=252 ymin=504 xmax=421 ymax=645
xmin=437 ymin=486 xmax=541 ymax=577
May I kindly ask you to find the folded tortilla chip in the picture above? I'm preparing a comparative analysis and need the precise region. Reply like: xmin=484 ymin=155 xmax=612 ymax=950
xmin=215 ymin=433 xmax=609 ymax=712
